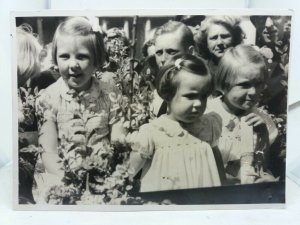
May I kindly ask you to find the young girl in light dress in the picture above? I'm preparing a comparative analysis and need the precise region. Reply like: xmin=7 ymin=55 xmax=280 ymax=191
xmin=35 ymin=17 xmax=122 ymax=195
xmin=205 ymin=44 xmax=278 ymax=184
xmin=129 ymin=54 xmax=222 ymax=192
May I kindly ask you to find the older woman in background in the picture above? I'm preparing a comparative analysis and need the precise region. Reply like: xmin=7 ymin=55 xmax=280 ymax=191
xmin=195 ymin=16 xmax=243 ymax=75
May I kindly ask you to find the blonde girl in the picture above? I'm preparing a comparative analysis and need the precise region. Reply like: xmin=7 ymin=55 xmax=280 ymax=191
xmin=35 ymin=17 xmax=121 ymax=182
xmin=206 ymin=44 xmax=278 ymax=184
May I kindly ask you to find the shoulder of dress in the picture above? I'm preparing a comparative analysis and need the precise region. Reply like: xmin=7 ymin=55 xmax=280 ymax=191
xmin=151 ymin=116 xmax=185 ymax=137
xmin=35 ymin=79 xmax=63 ymax=107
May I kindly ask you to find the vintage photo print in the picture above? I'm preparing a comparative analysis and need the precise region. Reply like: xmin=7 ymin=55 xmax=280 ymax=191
xmin=13 ymin=9 xmax=292 ymax=210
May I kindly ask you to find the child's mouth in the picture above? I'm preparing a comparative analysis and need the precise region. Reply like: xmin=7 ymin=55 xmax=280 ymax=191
xmin=69 ymin=74 xmax=82 ymax=79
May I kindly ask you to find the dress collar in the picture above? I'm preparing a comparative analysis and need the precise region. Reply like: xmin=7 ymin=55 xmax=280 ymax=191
xmin=152 ymin=115 xmax=186 ymax=137
xmin=59 ymin=76 xmax=102 ymax=102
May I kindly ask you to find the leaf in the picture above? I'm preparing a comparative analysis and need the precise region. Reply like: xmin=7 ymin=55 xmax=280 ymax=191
xmin=83 ymin=93 xmax=91 ymax=98
xmin=123 ymin=121 xmax=130 ymax=128
xmin=19 ymin=87 xmax=27 ymax=95
xmin=109 ymin=117 xmax=119 ymax=125
xmin=108 ymin=92 xmax=118 ymax=102
xmin=88 ymin=103 xmax=96 ymax=109
xmin=110 ymin=105 xmax=121 ymax=112
xmin=125 ymin=185 xmax=133 ymax=191
xmin=34 ymin=86 xmax=39 ymax=96
xmin=78 ymin=91 xmax=85 ymax=97
xmin=94 ymin=176 xmax=105 ymax=183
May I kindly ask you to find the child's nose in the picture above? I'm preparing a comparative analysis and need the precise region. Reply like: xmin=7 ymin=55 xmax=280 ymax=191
xmin=193 ymin=99 xmax=202 ymax=108
xmin=69 ymin=60 xmax=80 ymax=73
xmin=248 ymin=86 xmax=257 ymax=96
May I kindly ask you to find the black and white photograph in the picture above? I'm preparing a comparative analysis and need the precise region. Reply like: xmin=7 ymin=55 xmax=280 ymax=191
xmin=13 ymin=10 xmax=291 ymax=209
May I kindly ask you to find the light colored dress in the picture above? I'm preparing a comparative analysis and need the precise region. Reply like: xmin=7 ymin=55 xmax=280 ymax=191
xmin=131 ymin=114 xmax=222 ymax=192
xmin=205 ymin=97 xmax=278 ymax=182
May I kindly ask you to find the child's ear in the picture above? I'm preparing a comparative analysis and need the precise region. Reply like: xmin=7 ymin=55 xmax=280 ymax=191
xmin=188 ymin=45 xmax=195 ymax=55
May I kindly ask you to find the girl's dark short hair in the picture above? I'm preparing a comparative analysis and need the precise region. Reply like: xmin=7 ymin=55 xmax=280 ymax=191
xmin=157 ymin=54 xmax=211 ymax=102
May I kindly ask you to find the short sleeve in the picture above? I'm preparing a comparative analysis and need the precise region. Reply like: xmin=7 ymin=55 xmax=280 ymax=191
xmin=198 ymin=112 xmax=223 ymax=147
xmin=35 ymin=88 xmax=58 ymax=129
xmin=131 ymin=124 xmax=155 ymax=159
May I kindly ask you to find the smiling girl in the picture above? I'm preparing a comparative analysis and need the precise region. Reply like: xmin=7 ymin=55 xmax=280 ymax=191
xmin=35 ymin=17 xmax=120 ymax=180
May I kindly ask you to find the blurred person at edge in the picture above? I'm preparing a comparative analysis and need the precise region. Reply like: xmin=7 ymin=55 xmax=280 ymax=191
xmin=250 ymin=15 xmax=291 ymax=115
xmin=17 ymin=23 xmax=42 ymax=204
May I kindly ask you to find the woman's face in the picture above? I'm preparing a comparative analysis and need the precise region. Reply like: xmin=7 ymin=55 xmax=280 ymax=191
xmin=207 ymin=24 xmax=233 ymax=60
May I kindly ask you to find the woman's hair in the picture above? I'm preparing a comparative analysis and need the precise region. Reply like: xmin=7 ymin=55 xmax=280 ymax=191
xmin=17 ymin=24 xmax=42 ymax=86
xmin=214 ymin=44 xmax=267 ymax=95
xmin=157 ymin=54 xmax=211 ymax=102
xmin=195 ymin=16 xmax=243 ymax=60
xmin=52 ymin=17 xmax=106 ymax=68
xmin=153 ymin=21 xmax=194 ymax=50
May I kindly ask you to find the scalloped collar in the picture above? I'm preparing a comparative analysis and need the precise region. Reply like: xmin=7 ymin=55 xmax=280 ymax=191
xmin=151 ymin=115 xmax=205 ymax=138
xmin=151 ymin=115 xmax=186 ymax=137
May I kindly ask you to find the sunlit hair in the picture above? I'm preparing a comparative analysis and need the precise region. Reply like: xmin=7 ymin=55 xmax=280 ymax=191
xmin=52 ymin=17 xmax=106 ymax=68
xmin=195 ymin=16 xmax=243 ymax=60
xmin=157 ymin=54 xmax=211 ymax=102
xmin=214 ymin=44 xmax=267 ymax=95
xmin=17 ymin=23 xmax=42 ymax=86
xmin=153 ymin=21 xmax=194 ymax=50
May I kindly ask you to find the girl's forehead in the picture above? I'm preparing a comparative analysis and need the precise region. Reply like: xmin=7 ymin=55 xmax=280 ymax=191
xmin=56 ymin=34 xmax=93 ymax=52
xmin=233 ymin=65 xmax=264 ymax=82
xmin=58 ymin=34 xmax=89 ymax=43
xmin=177 ymin=70 xmax=211 ymax=89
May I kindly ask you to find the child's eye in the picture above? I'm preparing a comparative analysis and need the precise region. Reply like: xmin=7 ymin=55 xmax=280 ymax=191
xmin=221 ymin=34 xmax=232 ymax=39
xmin=77 ymin=54 xmax=90 ymax=60
xmin=58 ymin=54 xmax=69 ymax=59
xmin=184 ymin=93 xmax=198 ymax=99
xmin=237 ymin=82 xmax=251 ymax=88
